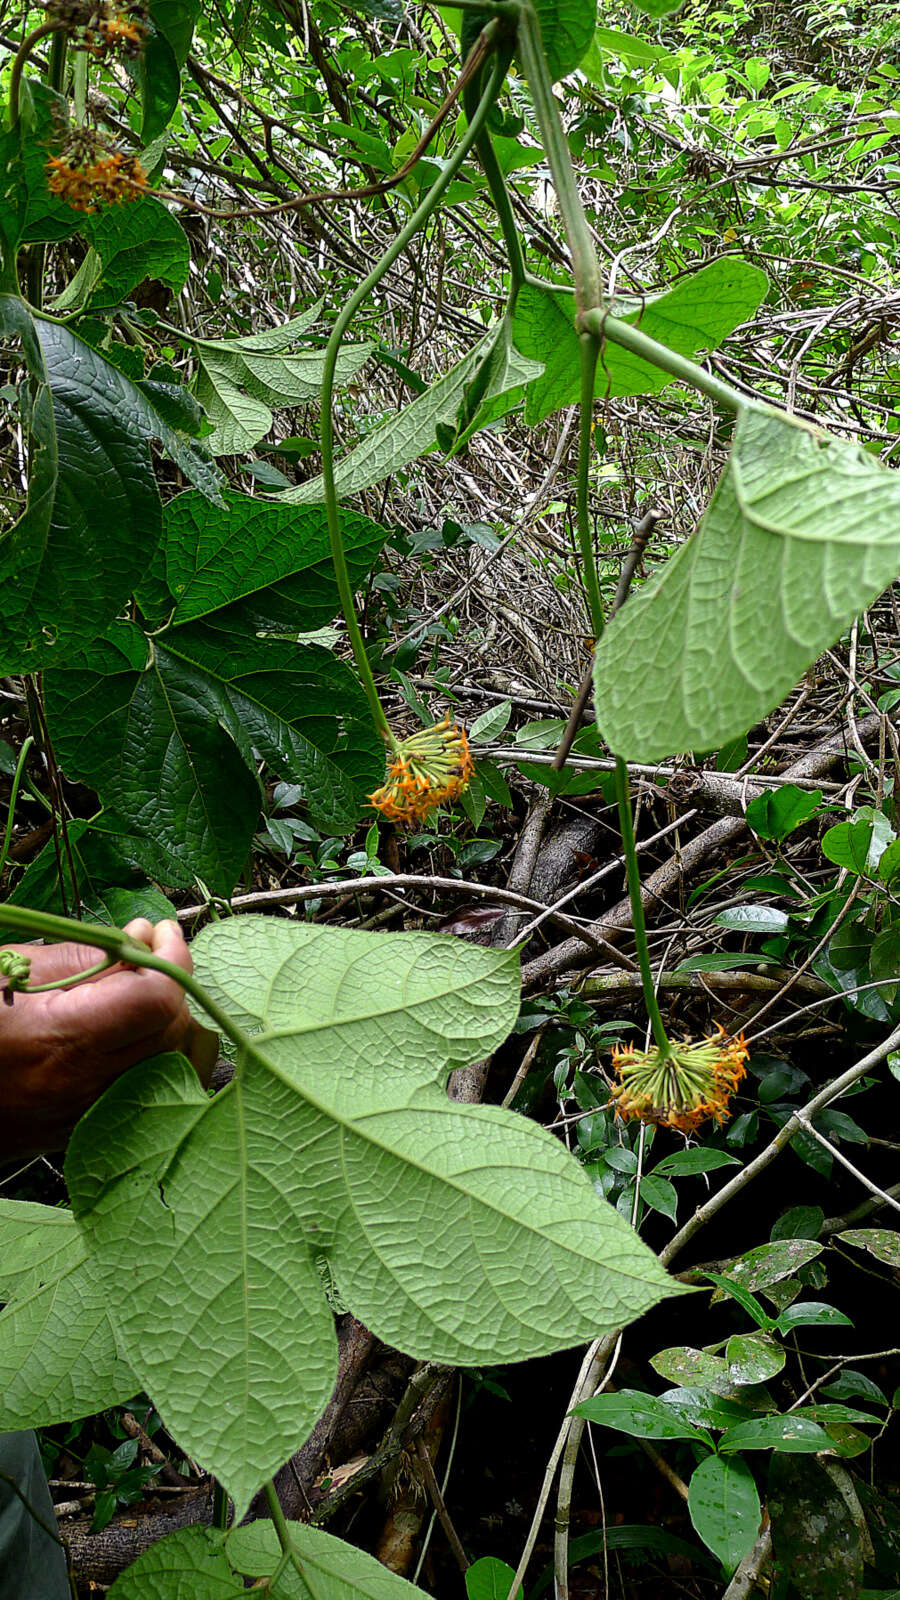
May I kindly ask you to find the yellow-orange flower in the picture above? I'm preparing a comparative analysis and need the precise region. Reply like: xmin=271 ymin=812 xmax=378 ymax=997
xmin=46 ymin=136 xmax=146 ymax=213
xmin=609 ymin=1026 xmax=748 ymax=1134
xmin=369 ymin=715 xmax=474 ymax=825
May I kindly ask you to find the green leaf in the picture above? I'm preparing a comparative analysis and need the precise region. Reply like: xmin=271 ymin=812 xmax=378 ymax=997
xmin=714 ymin=905 xmax=791 ymax=934
xmin=44 ymin=621 xmax=262 ymax=894
xmin=770 ymin=1205 xmax=824 ymax=1242
xmin=528 ymin=0 xmax=598 ymax=82
xmin=650 ymin=1346 xmax=732 ymax=1393
xmin=0 ymin=82 xmax=86 ymax=259
xmin=745 ymin=785 xmax=823 ymax=841
xmin=689 ymin=1453 xmax=761 ymax=1573
xmin=84 ymin=198 xmax=190 ymax=310
xmin=715 ymin=1240 xmax=823 ymax=1295
xmin=823 ymin=808 xmax=896 ymax=875
xmin=659 ymin=1388 xmax=758 ymax=1431
xmin=0 ymin=303 xmax=221 ymax=674
xmin=593 ymin=407 xmax=900 ymax=761
xmin=652 ymin=1149 xmax=740 ymax=1177
xmin=466 ymin=1556 xmax=523 ymax=1600
xmin=775 ymin=1302 xmax=853 ymax=1333
xmin=284 ymin=331 xmax=495 ymax=505
xmin=768 ymin=1457 xmax=863 ymax=1599
xmin=719 ymin=1415 xmax=834 ymax=1453
xmin=513 ymin=258 xmax=768 ymax=425
xmin=838 ymin=1228 xmax=900 ymax=1269
xmin=193 ymin=316 xmax=372 ymax=456
xmin=67 ymin=919 xmax=675 ymax=1517
xmin=0 ymin=1200 xmax=138 ymax=1429
xmin=470 ymin=700 xmax=513 ymax=741
xmin=435 ymin=310 xmax=543 ymax=456
xmin=820 ymin=1371 xmax=886 ymax=1406
xmin=631 ymin=0 xmax=682 ymax=13
xmin=879 ymin=839 xmax=900 ymax=888
xmin=572 ymin=1390 xmax=708 ymax=1441
xmin=140 ymin=0 xmax=200 ymax=141
xmin=163 ymin=489 xmax=386 ymax=625
xmin=164 ymin=621 xmax=383 ymax=832
xmin=726 ymin=1332 xmax=785 ymax=1385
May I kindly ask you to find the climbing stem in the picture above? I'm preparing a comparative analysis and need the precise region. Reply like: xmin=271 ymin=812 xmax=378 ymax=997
xmin=516 ymin=2 xmax=601 ymax=315
xmin=7 ymin=21 xmax=62 ymax=127
xmin=320 ymin=25 xmax=506 ymax=748
xmin=613 ymin=757 xmax=671 ymax=1056
xmin=576 ymin=332 xmax=603 ymax=640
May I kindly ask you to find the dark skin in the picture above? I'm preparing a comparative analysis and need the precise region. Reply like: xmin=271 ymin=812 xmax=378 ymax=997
xmin=0 ymin=919 xmax=218 ymax=1160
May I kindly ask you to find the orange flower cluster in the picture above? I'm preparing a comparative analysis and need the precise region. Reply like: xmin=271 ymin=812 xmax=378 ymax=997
xmin=609 ymin=1025 xmax=748 ymax=1134
xmin=46 ymin=137 xmax=146 ymax=213
xmin=368 ymin=715 xmax=474 ymax=825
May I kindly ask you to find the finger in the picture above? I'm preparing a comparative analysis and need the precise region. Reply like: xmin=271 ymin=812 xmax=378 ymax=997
xmin=145 ymin=919 xmax=193 ymax=976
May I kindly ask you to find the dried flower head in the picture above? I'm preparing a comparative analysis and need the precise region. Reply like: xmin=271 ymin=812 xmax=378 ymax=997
xmin=43 ymin=0 xmax=147 ymax=57
xmin=609 ymin=1026 xmax=748 ymax=1134
xmin=368 ymin=715 xmax=474 ymax=825
xmin=46 ymin=130 xmax=146 ymax=212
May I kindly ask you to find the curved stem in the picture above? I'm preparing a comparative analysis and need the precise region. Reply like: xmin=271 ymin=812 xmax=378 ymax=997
xmin=320 ymin=24 xmax=506 ymax=747
xmin=614 ymin=756 xmax=670 ymax=1055
xmin=0 ymin=904 xmax=254 ymax=1056
xmin=0 ymin=735 xmax=34 ymax=883
xmin=7 ymin=21 xmax=62 ymax=127
xmin=20 ymin=957 xmax=115 ymax=992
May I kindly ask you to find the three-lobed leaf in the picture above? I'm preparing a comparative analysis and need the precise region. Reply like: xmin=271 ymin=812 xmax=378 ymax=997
xmin=66 ymin=918 xmax=676 ymax=1517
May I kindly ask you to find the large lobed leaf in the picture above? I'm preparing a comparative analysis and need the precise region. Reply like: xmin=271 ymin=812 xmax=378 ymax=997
xmin=593 ymin=406 xmax=900 ymax=761
xmin=66 ymin=919 xmax=675 ymax=1516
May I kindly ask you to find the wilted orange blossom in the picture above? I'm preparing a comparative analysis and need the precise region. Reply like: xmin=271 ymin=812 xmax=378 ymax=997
xmin=609 ymin=1025 xmax=748 ymax=1134
xmin=368 ymin=715 xmax=474 ymax=824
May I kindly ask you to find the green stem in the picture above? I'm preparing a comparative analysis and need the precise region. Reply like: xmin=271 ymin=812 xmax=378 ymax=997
xmin=464 ymin=43 xmax=526 ymax=299
xmin=319 ymin=24 xmax=506 ymax=747
xmin=7 ymin=21 xmax=61 ymax=127
xmin=263 ymin=1481 xmax=306 ymax=1580
xmin=0 ymin=735 xmax=34 ymax=884
xmin=20 ymin=957 xmax=115 ymax=992
xmin=582 ymin=309 xmax=745 ymax=414
xmin=516 ymin=1 xmax=601 ymax=315
xmin=0 ymin=905 xmax=254 ymax=1056
xmin=72 ymin=49 xmax=87 ymax=125
xmin=613 ymin=757 xmax=670 ymax=1056
xmin=576 ymin=332 xmax=603 ymax=639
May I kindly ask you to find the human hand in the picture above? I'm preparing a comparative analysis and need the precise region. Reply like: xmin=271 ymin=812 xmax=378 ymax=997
xmin=0 ymin=919 xmax=219 ymax=1160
